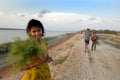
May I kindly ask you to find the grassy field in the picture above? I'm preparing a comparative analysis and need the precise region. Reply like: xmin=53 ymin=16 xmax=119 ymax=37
xmin=98 ymin=34 xmax=120 ymax=49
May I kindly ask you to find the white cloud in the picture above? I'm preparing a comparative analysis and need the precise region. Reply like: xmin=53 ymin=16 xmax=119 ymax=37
xmin=32 ymin=13 xmax=39 ymax=19
xmin=17 ymin=13 xmax=26 ymax=17
xmin=99 ymin=19 xmax=120 ymax=30
xmin=0 ymin=11 xmax=29 ymax=29
xmin=40 ymin=12 xmax=119 ymax=31
xmin=0 ymin=11 xmax=4 ymax=15
xmin=31 ymin=12 xmax=103 ymax=31
xmin=0 ymin=11 xmax=120 ymax=31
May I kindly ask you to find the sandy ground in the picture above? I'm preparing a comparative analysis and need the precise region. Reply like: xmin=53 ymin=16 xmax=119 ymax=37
xmin=1 ymin=33 xmax=120 ymax=80
xmin=49 ymin=33 xmax=120 ymax=80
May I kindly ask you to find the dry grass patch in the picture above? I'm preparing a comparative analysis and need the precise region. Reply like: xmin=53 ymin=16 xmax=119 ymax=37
xmin=52 ymin=55 xmax=68 ymax=66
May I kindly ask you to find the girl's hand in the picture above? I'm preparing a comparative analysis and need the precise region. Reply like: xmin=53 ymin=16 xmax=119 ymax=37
xmin=46 ymin=56 xmax=53 ymax=63
xmin=20 ymin=55 xmax=47 ymax=71
xmin=20 ymin=63 xmax=32 ymax=71
xmin=40 ymin=54 xmax=48 ymax=62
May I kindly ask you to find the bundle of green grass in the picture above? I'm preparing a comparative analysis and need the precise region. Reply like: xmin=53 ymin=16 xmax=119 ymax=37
xmin=8 ymin=37 xmax=43 ymax=72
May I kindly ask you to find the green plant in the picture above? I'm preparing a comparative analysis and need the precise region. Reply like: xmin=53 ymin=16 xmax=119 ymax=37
xmin=0 ymin=42 xmax=12 ymax=54
xmin=52 ymin=55 xmax=68 ymax=66
xmin=7 ymin=37 xmax=44 ymax=72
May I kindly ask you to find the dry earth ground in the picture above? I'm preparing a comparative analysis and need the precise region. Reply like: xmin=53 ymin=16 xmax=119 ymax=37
xmin=1 ymin=33 xmax=120 ymax=80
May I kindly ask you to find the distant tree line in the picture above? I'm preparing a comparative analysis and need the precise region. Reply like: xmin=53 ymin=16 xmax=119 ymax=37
xmin=81 ymin=29 xmax=119 ymax=34
xmin=93 ymin=30 xmax=119 ymax=34
xmin=0 ymin=28 xmax=25 ymax=30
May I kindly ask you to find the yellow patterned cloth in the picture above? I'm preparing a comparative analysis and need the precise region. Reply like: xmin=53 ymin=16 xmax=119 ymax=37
xmin=21 ymin=39 xmax=52 ymax=80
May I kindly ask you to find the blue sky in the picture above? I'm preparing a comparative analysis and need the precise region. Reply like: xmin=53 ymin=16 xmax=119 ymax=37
xmin=0 ymin=0 xmax=120 ymax=31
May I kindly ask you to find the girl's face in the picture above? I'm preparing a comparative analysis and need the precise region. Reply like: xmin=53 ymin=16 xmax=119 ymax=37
xmin=28 ymin=26 xmax=43 ymax=40
xmin=93 ymin=33 xmax=96 ymax=36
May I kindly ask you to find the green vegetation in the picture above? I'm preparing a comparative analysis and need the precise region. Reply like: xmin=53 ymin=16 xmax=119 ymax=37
xmin=111 ymin=38 xmax=120 ymax=43
xmin=56 ymin=43 xmax=74 ymax=51
xmin=7 ymin=37 xmax=43 ymax=71
xmin=0 ymin=32 xmax=76 ymax=55
xmin=99 ymin=34 xmax=120 ymax=43
xmin=98 ymin=33 xmax=120 ymax=49
xmin=52 ymin=55 xmax=68 ymax=66
xmin=91 ymin=29 xmax=119 ymax=34
xmin=0 ymin=32 xmax=76 ymax=71
xmin=0 ymin=42 xmax=12 ymax=55
xmin=0 ymin=28 xmax=25 ymax=30
xmin=44 ymin=33 xmax=76 ymax=48
xmin=67 ymin=43 xmax=74 ymax=48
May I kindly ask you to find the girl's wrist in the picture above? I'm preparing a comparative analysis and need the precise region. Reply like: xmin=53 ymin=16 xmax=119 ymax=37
xmin=25 ymin=63 xmax=33 ymax=70
xmin=25 ymin=55 xmax=47 ymax=70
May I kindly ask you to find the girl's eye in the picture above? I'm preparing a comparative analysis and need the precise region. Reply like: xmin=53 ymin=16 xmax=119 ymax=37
xmin=33 ymin=31 xmax=36 ymax=33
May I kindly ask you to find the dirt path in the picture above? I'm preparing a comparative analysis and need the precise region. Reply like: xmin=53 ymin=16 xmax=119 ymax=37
xmin=49 ymin=33 xmax=120 ymax=80
xmin=1 ymin=33 xmax=120 ymax=80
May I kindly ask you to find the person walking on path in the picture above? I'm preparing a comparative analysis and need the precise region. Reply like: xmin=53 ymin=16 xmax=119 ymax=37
xmin=21 ymin=19 xmax=53 ymax=80
xmin=83 ymin=28 xmax=92 ymax=52
xmin=91 ymin=32 xmax=99 ymax=51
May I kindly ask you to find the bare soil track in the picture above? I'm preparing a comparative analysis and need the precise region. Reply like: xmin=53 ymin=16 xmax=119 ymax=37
xmin=1 ymin=33 xmax=120 ymax=80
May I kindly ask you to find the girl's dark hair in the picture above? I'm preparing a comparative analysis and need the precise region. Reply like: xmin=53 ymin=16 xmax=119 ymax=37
xmin=26 ymin=19 xmax=45 ymax=36
xmin=87 ymin=28 xmax=90 ymax=31
xmin=93 ymin=32 xmax=96 ymax=34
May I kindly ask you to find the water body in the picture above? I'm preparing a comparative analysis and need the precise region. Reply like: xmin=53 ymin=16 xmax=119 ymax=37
xmin=0 ymin=29 xmax=74 ymax=44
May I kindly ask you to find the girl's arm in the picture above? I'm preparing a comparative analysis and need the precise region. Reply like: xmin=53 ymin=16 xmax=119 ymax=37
xmin=21 ymin=55 xmax=47 ymax=71
xmin=46 ymin=55 xmax=53 ymax=63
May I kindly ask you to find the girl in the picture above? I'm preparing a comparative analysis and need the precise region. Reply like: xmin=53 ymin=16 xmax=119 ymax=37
xmin=21 ymin=19 xmax=52 ymax=80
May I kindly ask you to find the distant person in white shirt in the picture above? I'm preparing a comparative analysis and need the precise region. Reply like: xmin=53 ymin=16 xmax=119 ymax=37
xmin=84 ymin=28 xmax=92 ymax=52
